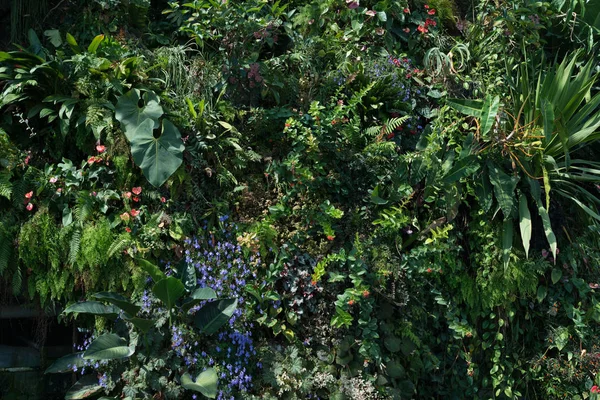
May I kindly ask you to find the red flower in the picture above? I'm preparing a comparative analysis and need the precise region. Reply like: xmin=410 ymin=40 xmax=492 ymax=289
xmin=125 ymin=227 xmax=132 ymax=233
xmin=362 ymin=290 xmax=370 ymax=298
xmin=133 ymin=196 xmax=140 ymax=203
xmin=591 ymin=385 xmax=600 ymax=393
xmin=417 ymin=25 xmax=428 ymax=33
xmin=428 ymin=8 xmax=436 ymax=15
xmin=130 ymin=209 xmax=140 ymax=217
xmin=96 ymin=145 xmax=106 ymax=153
xmin=425 ymin=18 xmax=437 ymax=26
xmin=161 ymin=197 xmax=166 ymax=203
xmin=424 ymin=4 xmax=429 ymax=8
xmin=326 ymin=235 xmax=334 ymax=241
xmin=25 ymin=191 xmax=33 ymax=199
xmin=87 ymin=156 xmax=97 ymax=165
xmin=348 ymin=299 xmax=355 ymax=306
xmin=403 ymin=7 xmax=410 ymax=13
xmin=427 ymin=268 xmax=433 ymax=273
xmin=26 ymin=203 xmax=33 ymax=211
xmin=132 ymin=187 xmax=142 ymax=195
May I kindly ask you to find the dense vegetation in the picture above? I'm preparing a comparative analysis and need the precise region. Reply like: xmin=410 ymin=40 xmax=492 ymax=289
xmin=1 ymin=0 xmax=600 ymax=398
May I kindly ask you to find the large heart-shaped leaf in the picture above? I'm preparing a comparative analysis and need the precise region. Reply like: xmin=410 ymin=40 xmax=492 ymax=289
xmin=83 ymin=333 xmax=134 ymax=360
xmin=65 ymin=375 xmax=102 ymax=399
xmin=45 ymin=352 xmax=85 ymax=374
xmin=63 ymin=301 xmax=120 ymax=316
xmin=181 ymin=368 xmax=218 ymax=399
xmin=130 ymin=118 xmax=185 ymax=187
xmin=92 ymin=292 xmax=140 ymax=316
xmin=193 ymin=298 xmax=237 ymax=335
xmin=115 ymin=89 xmax=163 ymax=140
xmin=152 ymin=276 xmax=186 ymax=309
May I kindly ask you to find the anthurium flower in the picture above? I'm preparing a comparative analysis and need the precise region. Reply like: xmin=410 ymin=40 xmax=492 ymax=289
xmin=428 ymin=8 xmax=436 ymax=14
xmin=403 ymin=7 xmax=410 ymax=13
xmin=120 ymin=212 xmax=130 ymax=222
xmin=96 ymin=145 xmax=106 ymax=153
xmin=25 ymin=191 xmax=33 ymax=199
xmin=130 ymin=209 xmax=140 ymax=217
xmin=365 ymin=10 xmax=376 ymax=16
xmin=124 ymin=191 xmax=132 ymax=199
xmin=49 ymin=177 xmax=58 ymax=183
xmin=26 ymin=203 xmax=33 ymax=211
xmin=132 ymin=187 xmax=142 ymax=195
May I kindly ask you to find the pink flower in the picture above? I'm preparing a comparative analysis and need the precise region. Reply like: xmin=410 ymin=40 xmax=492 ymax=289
xmin=542 ymin=249 xmax=549 ymax=259
xmin=589 ymin=283 xmax=599 ymax=289
xmin=403 ymin=27 xmax=411 ymax=33
xmin=56 ymin=188 xmax=62 ymax=193
xmin=592 ymin=385 xmax=600 ymax=393
xmin=130 ymin=209 xmax=140 ymax=217
xmin=376 ymin=27 xmax=385 ymax=35
xmin=428 ymin=9 xmax=436 ymax=15
xmin=26 ymin=203 xmax=33 ymax=211
xmin=87 ymin=156 xmax=97 ymax=165
xmin=133 ymin=196 xmax=140 ymax=203
xmin=132 ymin=187 xmax=142 ymax=195
xmin=403 ymin=7 xmax=410 ymax=13
xmin=161 ymin=197 xmax=166 ymax=203
xmin=25 ymin=191 xmax=33 ymax=199
xmin=120 ymin=212 xmax=130 ymax=222
xmin=49 ymin=177 xmax=58 ymax=183
xmin=96 ymin=145 xmax=106 ymax=153
xmin=347 ymin=1 xmax=359 ymax=9
xmin=365 ymin=10 xmax=376 ymax=16
xmin=123 ymin=192 xmax=132 ymax=199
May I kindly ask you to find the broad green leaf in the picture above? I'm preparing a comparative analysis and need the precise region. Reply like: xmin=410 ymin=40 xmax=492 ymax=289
xmin=537 ymin=286 xmax=547 ymax=303
xmin=442 ymin=156 xmax=480 ymax=184
xmin=66 ymin=33 xmax=81 ymax=54
xmin=475 ymin=171 xmax=494 ymax=212
xmin=384 ymin=336 xmax=401 ymax=353
xmin=92 ymin=292 xmax=140 ymax=316
xmin=331 ymin=306 xmax=353 ymax=328
xmin=63 ymin=204 xmax=73 ymax=226
xmin=519 ymin=195 xmax=532 ymax=259
xmin=65 ymin=375 xmax=102 ymax=399
xmin=551 ymin=268 xmax=563 ymax=285
xmin=63 ymin=301 xmax=119 ymax=316
xmin=446 ymin=98 xmax=484 ymax=117
xmin=115 ymin=89 xmax=163 ymax=140
xmin=488 ymin=162 xmax=519 ymax=219
xmin=45 ymin=352 xmax=85 ymax=374
xmin=44 ymin=30 xmax=62 ymax=47
xmin=370 ymin=185 xmax=388 ymax=205
xmin=152 ymin=277 xmax=186 ymax=309
xmin=182 ymin=287 xmax=218 ymax=312
xmin=123 ymin=316 xmax=155 ymax=333
xmin=529 ymin=178 xmax=557 ymax=261
xmin=502 ymin=219 xmax=513 ymax=269
xmin=130 ymin=119 xmax=185 ymax=187
xmin=479 ymin=95 xmax=500 ymax=137
xmin=87 ymin=34 xmax=104 ymax=54
xmin=27 ymin=29 xmax=43 ymax=56
xmin=83 ymin=333 xmax=134 ymax=360
xmin=137 ymin=258 xmax=166 ymax=282
xmin=194 ymin=299 xmax=238 ymax=334
xmin=181 ymin=368 xmax=218 ymax=399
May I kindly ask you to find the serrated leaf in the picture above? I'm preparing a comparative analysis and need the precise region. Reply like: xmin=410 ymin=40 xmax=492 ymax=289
xmin=519 ymin=195 xmax=532 ymax=258
xmin=181 ymin=368 xmax=218 ymax=399
xmin=194 ymin=299 xmax=237 ymax=335
xmin=83 ymin=333 xmax=134 ymax=360
xmin=152 ymin=277 xmax=185 ymax=309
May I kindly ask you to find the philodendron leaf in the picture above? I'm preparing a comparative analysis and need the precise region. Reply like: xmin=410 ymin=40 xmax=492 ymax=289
xmin=130 ymin=118 xmax=185 ymax=187
xmin=115 ymin=89 xmax=163 ymax=140
xmin=92 ymin=292 xmax=140 ymax=316
xmin=194 ymin=299 xmax=238 ymax=335
xmin=45 ymin=352 xmax=85 ymax=374
xmin=519 ymin=194 xmax=532 ymax=259
xmin=83 ymin=333 xmax=134 ymax=360
xmin=446 ymin=98 xmax=484 ymax=117
xmin=152 ymin=276 xmax=186 ymax=309
xmin=63 ymin=301 xmax=120 ymax=316
xmin=65 ymin=375 xmax=102 ymax=399
xmin=181 ymin=368 xmax=218 ymax=399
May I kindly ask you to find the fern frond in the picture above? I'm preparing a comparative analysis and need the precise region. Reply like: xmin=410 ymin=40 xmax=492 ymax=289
xmin=108 ymin=236 xmax=129 ymax=259
xmin=12 ymin=265 xmax=22 ymax=295
xmin=69 ymin=228 xmax=81 ymax=266
xmin=0 ymin=227 xmax=13 ymax=275
xmin=364 ymin=116 xmax=410 ymax=140
xmin=0 ymin=171 xmax=13 ymax=200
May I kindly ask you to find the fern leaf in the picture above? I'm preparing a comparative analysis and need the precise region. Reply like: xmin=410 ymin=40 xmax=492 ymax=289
xmin=12 ymin=266 xmax=22 ymax=295
xmin=69 ymin=228 xmax=81 ymax=265
xmin=108 ymin=236 xmax=129 ymax=259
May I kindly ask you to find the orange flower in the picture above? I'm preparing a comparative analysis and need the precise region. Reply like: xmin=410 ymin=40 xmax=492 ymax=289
xmin=25 ymin=191 xmax=33 ymax=199
xmin=130 ymin=209 xmax=140 ymax=217
xmin=362 ymin=290 xmax=370 ymax=298
xmin=132 ymin=187 xmax=142 ymax=195
xmin=348 ymin=299 xmax=355 ymax=306
xmin=326 ymin=235 xmax=334 ymax=241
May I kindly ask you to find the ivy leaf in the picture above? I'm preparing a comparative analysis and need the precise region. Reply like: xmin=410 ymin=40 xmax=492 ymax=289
xmin=194 ymin=299 xmax=238 ymax=335
xmin=152 ymin=277 xmax=186 ymax=309
xmin=115 ymin=89 xmax=163 ymax=140
xmin=551 ymin=268 xmax=563 ymax=285
xmin=130 ymin=119 xmax=185 ymax=187
xmin=83 ymin=333 xmax=134 ymax=360
xmin=181 ymin=368 xmax=218 ymax=399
